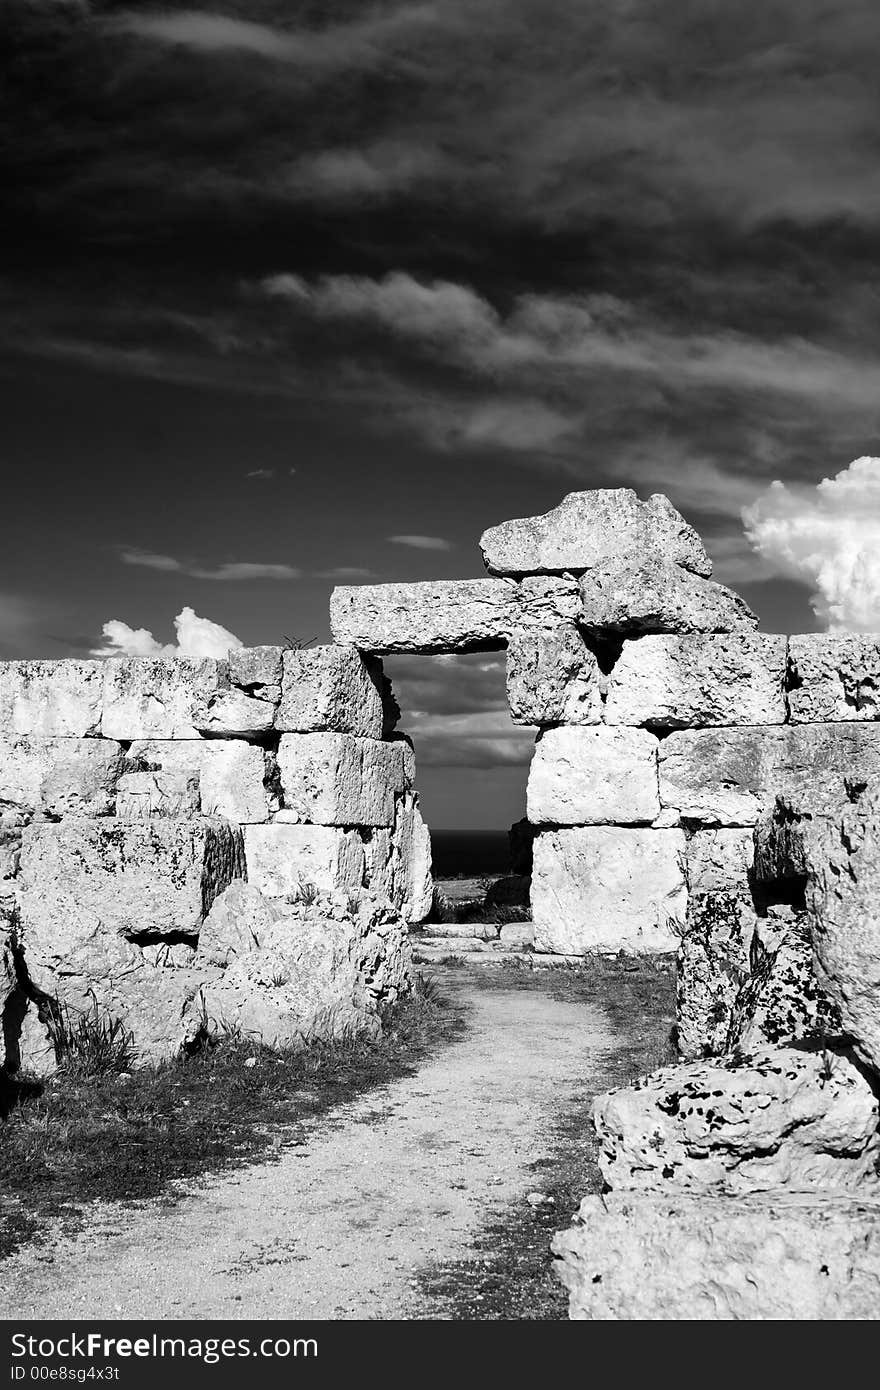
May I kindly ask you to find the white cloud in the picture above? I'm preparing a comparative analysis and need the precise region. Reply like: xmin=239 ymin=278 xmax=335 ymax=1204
xmin=92 ymin=606 xmax=243 ymax=659
xmin=246 ymin=467 xmax=276 ymax=479
xmin=743 ymin=456 xmax=880 ymax=629
xmin=388 ymin=534 xmax=453 ymax=551
xmin=119 ymin=549 xmax=300 ymax=581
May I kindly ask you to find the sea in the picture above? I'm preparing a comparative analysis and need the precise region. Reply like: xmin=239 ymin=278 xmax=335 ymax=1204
xmin=429 ymin=829 xmax=512 ymax=879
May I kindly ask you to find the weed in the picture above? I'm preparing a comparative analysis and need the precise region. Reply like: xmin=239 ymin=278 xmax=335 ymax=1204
xmin=46 ymin=995 xmax=137 ymax=1079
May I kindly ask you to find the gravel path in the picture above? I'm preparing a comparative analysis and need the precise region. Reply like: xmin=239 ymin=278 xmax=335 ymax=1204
xmin=4 ymin=970 xmax=615 ymax=1320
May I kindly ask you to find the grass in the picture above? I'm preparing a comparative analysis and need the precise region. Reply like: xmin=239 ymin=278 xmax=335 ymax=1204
xmin=0 ymin=977 xmax=463 ymax=1262
xmin=413 ymin=954 xmax=677 ymax=1320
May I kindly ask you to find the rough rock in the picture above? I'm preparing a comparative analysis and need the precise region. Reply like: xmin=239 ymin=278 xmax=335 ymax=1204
xmin=0 ymin=736 xmax=129 ymax=819
xmin=506 ymin=626 xmax=602 ymax=725
xmin=676 ymin=891 xmax=756 ymax=1057
xmin=593 ymin=1046 xmax=880 ymax=1194
xmin=17 ymin=818 xmax=245 ymax=989
xmin=659 ymin=724 xmax=880 ymax=825
xmin=579 ymin=556 xmax=758 ymax=635
xmin=16 ymin=999 xmax=57 ymax=1079
xmin=329 ymin=576 xmax=578 ymax=653
xmin=199 ymin=884 xmax=412 ymax=1045
xmin=531 ymin=826 xmax=686 ymax=954
xmin=243 ymin=822 xmax=365 ymax=897
xmin=527 ymin=726 xmax=660 ymax=825
xmin=101 ymin=658 xmax=226 ymax=740
xmin=194 ymin=689 xmax=275 ymax=736
xmin=726 ymin=908 xmax=843 ymax=1056
xmin=479 ymin=489 xmax=712 ymax=577
xmin=684 ymin=827 xmax=755 ymax=895
xmin=389 ymin=792 xmax=434 ymax=921
xmin=276 ymin=733 xmax=406 ymax=827
xmin=128 ymin=739 xmax=271 ymax=824
xmin=115 ymin=770 xmax=201 ymax=820
xmin=228 ymin=645 xmax=283 ymax=701
xmin=552 ymin=1190 xmax=880 ymax=1320
xmin=788 ymin=634 xmax=880 ymax=723
xmin=0 ymin=660 xmax=104 ymax=738
xmin=605 ymin=633 xmax=787 ymax=728
xmin=1 ymin=919 xmax=22 ymax=1072
xmin=276 ymin=645 xmax=388 ymax=737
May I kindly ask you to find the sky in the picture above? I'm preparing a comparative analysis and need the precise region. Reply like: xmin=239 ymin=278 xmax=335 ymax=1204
xmin=5 ymin=0 xmax=880 ymax=827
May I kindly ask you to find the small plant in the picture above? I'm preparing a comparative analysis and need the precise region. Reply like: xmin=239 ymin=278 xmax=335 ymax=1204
xmin=46 ymin=993 xmax=136 ymax=1078
xmin=289 ymin=880 xmax=319 ymax=908
xmin=282 ymin=635 xmax=317 ymax=651
xmin=413 ymin=971 xmax=442 ymax=1005
xmin=269 ymin=969 xmax=289 ymax=989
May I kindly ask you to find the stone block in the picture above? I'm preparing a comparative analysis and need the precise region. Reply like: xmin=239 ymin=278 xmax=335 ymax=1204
xmin=100 ymin=657 xmax=226 ymax=739
xmin=788 ymin=634 xmax=880 ymax=722
xmin=660 ymin=724 xmax=880 ymax=825
xmin=531 ymin=826 xmax=686 ymax=954
xmin=228 ymin=645 xmax=283 ymax=695
xmin=527 ymin=726 xmax=660 ymax=825
xmin=480 ymin=488 xmax=712 ymax=577
xmin=243 ymin=823 xmax=365 ymax=898
xmin=0 ymin=660 xmax=104 ymax=737
xmin=276 ymin=645 xmax=387 ymax=737
xmin=276 ymin=733 xmax=406 ymax=827
xmin=193 ymin=689 xmax=274 ymax=736
xmin=579 ymin=556 xmax=757 ymax=635
xmin=604 ymin=633 xmax=787 ymax=728
xmin=592 ymin=1046 xmax=879 ymax=1195
xmin=0 ymin=736 xmax=128 ymax=818
xmin=390 ymin=792 xmax=433 ymax=922
xmin=552 ymin=1190 xmax=880 ymax=1320
xmin=683 ymin=828 xmax=755 ymax=894
xmin=127 ymin=739 xmax=270 ymax=824
xmin=115 ymin=770 xmax=201 ymax=820
xmin=506 ymin=626 xmax=602 ymax=725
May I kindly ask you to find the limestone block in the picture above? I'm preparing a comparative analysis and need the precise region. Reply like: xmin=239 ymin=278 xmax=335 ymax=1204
xmin=228 ymin=645 xmax=283 ymax=697
xmin=593 ymin=1046 xmax=879 ymax=1194
xmin=115 ymin=770 xmax=201 ymax=820
xmin=243 ymin=823 xmax=365 ymax=898
xmin=0 ymin=736 xmax=128 ymax=818
xmin=17 ymin=817 xmax=245 ymax=978
xmin=390 ymin=792 xmax=433 ymax=922
xmin=604 ymin=633 xmax=787 ymax=728
xmin=101 ymin=657 xmax=226 ymax=739
xmin=552 ymin=1190 xmax=880 ymax=1320
xmin=684 ymin=828 xmax=755 ymax=895
xmin=527 ymin=726 xmax=660 ymax=825
xmin=579 ymin=556 xmax=757 ymax=635
xmin=128 ymin=739 xmax=270 ymax=824
xmin=0 ymin=660 xmax=104 ymax=737
xmin=788 ymin=634 xmax=880 ymax=722
xmin=276 ymin=733 xmax=406 ymax=827
xmin=726 ymin=908 xmax=843 ymax=1056
xmin=329 ymin=576 xmax=578 ymax=654
xmin=531 ymin=826 xmax=686 ymax=954
xmin=193 ymin=689 xmax=274 ymax=736
xmin=660 ymin=725 xmax=880 ymax=825
xmin=506 ymin=626 xmax=602 ymax=725
xmin=276 ymin=645 xmax=386 ymax=737
xmin=480 ymin=488 xmax=712 ymax=577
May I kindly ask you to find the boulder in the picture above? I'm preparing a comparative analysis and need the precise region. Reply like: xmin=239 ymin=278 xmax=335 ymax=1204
xmin=479 ymin=489 xmax=712 ymax=577
xmin=506 ymin=626 xmax=602 ymax=725
xmin=276 ymin=645 xmax=388 ymax=738
xmin=788 ymin=634 xmax=880 ymax=723
xmin=115 ymin=770 xmax=201 ymax=820
xmin=0 ymin=736 xmax=129 ymax=819
xmin=579 ymin=556 xmax=757 ymax=635
xmin=593 ymin=1045 xmax=880 ymax=1195
xmin=526 ymin=726 xmax=660 ymax=825
xmin=552 ymin=1190 xmax=880 ymax=1320
xmin=101 ymin=658 xmax=226 ymax=740
xmin=198 ymin=883 xmax=412 ymax=1045
xmin=16 ymin=818 xmax=245 ymax=988
xmin=128 ymin=739 xmax=271 ymax=824
xmin=604 ymin=633 xmax=787 ymax=728
xmin=329 ymin=576 xmax=578 ymax=653
xmin=193 ymin=689 xmax=275 ymax=736
xmin=659 ymin=724 xmax=880 ymax=825
xmin=531 ymin=826 xmax=686 ymax=954
xmin=276 ymin=733 xmax=406 ymax=827
xmin=0 ymin=660 xmax=104 ymax=738
xmin=243 ymin=822 xmax=365 ymax=897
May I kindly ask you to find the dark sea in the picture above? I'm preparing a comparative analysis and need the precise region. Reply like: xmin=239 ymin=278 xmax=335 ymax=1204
xmin=429 ymin=829 xmax=512 ymax=878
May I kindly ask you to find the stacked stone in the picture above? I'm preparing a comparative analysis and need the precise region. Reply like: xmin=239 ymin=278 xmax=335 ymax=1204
xmin=0 ymin=646 xmax=429 ymax=1072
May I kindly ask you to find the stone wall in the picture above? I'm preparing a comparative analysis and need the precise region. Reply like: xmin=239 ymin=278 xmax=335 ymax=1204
xmin=0 ymin=647 xmax=430 ymax=1072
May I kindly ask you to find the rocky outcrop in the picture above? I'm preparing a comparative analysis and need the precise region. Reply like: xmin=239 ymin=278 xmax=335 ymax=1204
xmin=479 ymin=489 xmax=712 ymax=577
xmin=552 ymin=1191 xmax=880 ymax=1320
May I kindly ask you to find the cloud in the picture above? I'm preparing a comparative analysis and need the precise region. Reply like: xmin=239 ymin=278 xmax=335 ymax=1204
xmin=92 ymin=606 xmax=243 ymax=658
xmin=246 ymin=468 xmax=276 ymax=479
xmin=388 ymin=534 xmax=453 ymax=551
xmin=743 ymin=456 xmax=880 ymax=629
xmin=119 ymin=549 xmax=300 ymax=581
xmin=287 ymin=141 xmax=452 ymax=202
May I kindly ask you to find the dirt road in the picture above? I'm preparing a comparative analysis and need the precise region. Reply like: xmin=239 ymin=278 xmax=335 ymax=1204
xmin=4 ymin=969 xmax=617 ymax=1320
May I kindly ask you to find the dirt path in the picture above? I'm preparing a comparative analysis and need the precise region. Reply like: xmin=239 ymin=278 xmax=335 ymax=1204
xmin=4 ymin=970 xmax=616 ymax=1320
